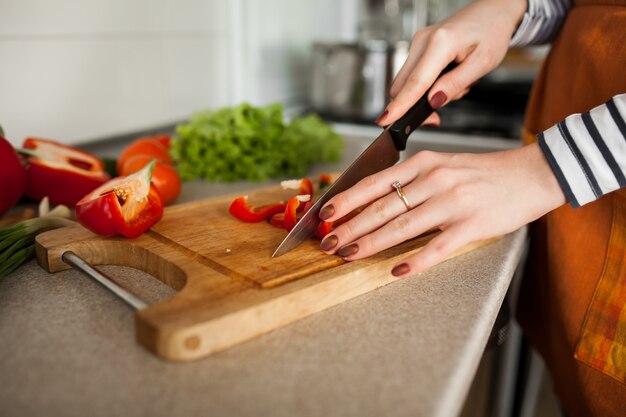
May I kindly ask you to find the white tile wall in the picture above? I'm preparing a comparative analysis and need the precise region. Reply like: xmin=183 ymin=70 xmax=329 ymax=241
xmin=230 ymin=0 xmax=356 ymax=106
xmin=0 ymin=0 xmax=356 ymax=146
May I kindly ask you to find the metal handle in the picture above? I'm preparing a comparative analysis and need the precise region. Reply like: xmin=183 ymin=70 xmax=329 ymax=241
xmin=62 ymin=251 xmax=148 ymax=310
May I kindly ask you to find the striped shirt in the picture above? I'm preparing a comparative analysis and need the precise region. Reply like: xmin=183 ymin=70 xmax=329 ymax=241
xmin=509 ymin=0 xmax=626 ymax=207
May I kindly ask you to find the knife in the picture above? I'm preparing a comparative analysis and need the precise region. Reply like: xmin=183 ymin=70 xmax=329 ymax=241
xmin=272 ymin=66 xmax=453 ymax=257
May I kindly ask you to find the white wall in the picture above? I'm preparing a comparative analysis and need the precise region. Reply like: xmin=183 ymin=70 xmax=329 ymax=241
xmin=0 ymin=0 xmax=356 ymax=146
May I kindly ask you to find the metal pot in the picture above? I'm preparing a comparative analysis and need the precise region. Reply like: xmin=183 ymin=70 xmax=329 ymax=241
xmin=310 ymin=41 xmax=408 ymax=122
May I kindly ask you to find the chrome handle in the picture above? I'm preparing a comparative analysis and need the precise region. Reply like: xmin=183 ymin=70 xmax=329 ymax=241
xmin=62 ymin=251 xmax=148 ymax=310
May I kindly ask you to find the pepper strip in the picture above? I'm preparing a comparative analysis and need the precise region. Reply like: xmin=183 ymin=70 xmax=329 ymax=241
xmin=229 ymin=197 xmax=286 ymax=223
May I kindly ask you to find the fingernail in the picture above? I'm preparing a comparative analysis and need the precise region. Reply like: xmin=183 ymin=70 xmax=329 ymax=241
xmin=391 ymin=263 xmax=411 ymax=277
xmin=429 ymin=91 xmax=447 ymax=110
xmin=375 ymin=110 xmax=389 ymax=125
xmin=319 ymin=204 xmax=335 ymax=220
xmin=337 ymin=243 xmax=359 ymax=258
xmin=320 ymin=235 xmax=338 ymax=251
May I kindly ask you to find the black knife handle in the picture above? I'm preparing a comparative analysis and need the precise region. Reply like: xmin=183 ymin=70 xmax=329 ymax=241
xmin=388 ymin=62 xmax=457 ymax=151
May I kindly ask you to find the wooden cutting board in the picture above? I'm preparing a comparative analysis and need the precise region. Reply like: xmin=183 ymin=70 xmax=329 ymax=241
xmin=35 ymin=181 xmax=498 ymax=361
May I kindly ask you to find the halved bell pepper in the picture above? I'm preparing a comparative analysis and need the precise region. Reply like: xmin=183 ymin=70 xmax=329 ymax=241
xmin=75 ymin=161 xmax=163 ymax=238
xmin=229 ymin=197 xmax=286 ymax=223
xmin=22 ymin=138 xmax=110 ymax=206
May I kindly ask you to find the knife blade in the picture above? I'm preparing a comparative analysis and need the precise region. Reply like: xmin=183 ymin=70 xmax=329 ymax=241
xmin=272 ymin=65 xmax=453 ymax=257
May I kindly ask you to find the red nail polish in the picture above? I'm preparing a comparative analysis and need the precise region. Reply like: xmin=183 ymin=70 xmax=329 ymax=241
xmin=320 ymin=235 xmax=338 ymax=251
xmin=375 ymin=110 xmax=389 ymax=125
xmin=391 ymin=263 xmax=410 ymax=277
xmin=337 ymin=243 xmax=359 ymax=258
xmin=429 ymin=91 xmax=447 ymax=110
xmin=319 ymin=204 xmax=335 ymax=220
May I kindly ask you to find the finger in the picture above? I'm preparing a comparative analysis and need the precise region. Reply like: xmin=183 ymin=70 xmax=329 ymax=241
xmin=319 ymin=151 xmax=442 ymax=222
xmin=378 ymin=39 xmax=455 ymax=126
xmin=337 ymin=196 xmax=449 ymax=261
xmin=426 ymin=51 xmax=494 ymax=107
xmin=450 ymin=88 xmax=470 ymax=101
xmin=321 ymin=177 xmax=435 ymax=254
xmin=391 ymin=224 xmax=471 ymax=277
xmin=421 ymin=112 xmax=440 ymax=127
xmin=389 ymin=33 xmax=429 ymax=99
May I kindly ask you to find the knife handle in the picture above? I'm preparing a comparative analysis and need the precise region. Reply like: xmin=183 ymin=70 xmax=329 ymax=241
xmin=388 ymin=62 xmax=457 ymax=151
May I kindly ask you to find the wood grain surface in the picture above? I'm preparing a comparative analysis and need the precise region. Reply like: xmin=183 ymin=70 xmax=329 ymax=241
xmin=35 ymin=182 xmax=498 ymax=361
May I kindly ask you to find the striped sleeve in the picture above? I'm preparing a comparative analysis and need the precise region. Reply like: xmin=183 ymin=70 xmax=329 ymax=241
xmin=538 ymin=94 xmax=626 ymax=208
xmin=509 ymin=0 xmax=571 ymax=47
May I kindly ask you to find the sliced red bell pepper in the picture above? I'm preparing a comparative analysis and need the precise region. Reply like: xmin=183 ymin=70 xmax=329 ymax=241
xmin=281 ymin=178 xmax=313 ymax=208
xmin=229 ymin=197 xmax=286 ymax=223
xmin=313 ymin=207 xmax=364 ymax=239
xmin=22 ymin=137 xmax=110 ymax=206
xmin=283 ymin=195 xmax=312 ymax=231
xmin=75 ymin=161 xmax=163 ymax=238
xmin=315 ymin=220 xmax=334 ymax=239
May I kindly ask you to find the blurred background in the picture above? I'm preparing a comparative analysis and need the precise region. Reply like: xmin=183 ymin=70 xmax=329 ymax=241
xmin=0 ymin=0 xmax=544 ymax=147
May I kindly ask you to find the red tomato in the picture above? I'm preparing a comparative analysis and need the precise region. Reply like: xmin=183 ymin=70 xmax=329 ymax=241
xmin=150 ymin=134 xmax=171 ymax=149
xmin=0 ymin=136 xmax=27 ymax=215
xmin=120 ymin=154 xmax=181 ymax=205
xmin=117 ymin=138 xmax=171 ymax=175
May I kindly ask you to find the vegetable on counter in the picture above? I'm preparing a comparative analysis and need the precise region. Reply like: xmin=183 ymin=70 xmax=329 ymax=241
xmin=116 ymin=135 xmax=172 ymax=175
xmin=172 ymin=103 xmax=343 ymax=182
xmin=117 ymin=135 xmax=181 ymax=206
xmin=120 ymin=154 xmax=181 ymax=206
xmin=0 ymin=198 xmax=75 ymax=280
xmin=76 ymin=161 xmax=163 ymax=238
xmin=0 ymin=133 xmax=28 ymax=216
xmin=21 ymin=137 xmax=110 ymax=207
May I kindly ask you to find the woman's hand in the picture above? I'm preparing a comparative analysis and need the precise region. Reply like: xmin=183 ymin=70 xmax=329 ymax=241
xmin=377 ymin=0 xmax=527 ymax=127
xmin=318 ymin=143 xmax=565 ymax=276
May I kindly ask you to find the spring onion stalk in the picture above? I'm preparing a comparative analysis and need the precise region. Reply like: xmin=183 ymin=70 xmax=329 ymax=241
xmin=0 ymin=199 xmax=76 ymax=280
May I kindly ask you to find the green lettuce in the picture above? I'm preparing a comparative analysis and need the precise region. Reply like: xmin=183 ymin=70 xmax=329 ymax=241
xmin=172 ymin=103 xmax=343 ymax=182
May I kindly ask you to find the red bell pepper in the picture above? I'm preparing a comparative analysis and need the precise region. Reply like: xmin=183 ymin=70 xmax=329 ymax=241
xmin=315 ymin=220 xmax=334 ymax=239
xmin=75 ymin=161 xmax=163 ymax=238
xmin=0 ymin=135 xmax=27 ymax=216
xmin=22 ymin=138 xmax=110 ymax=206
xmin=283 ymin=195 xmax=312 ymax=231
xmin=280 ymin=178 xmax=313 ymax=205
xmin=229 ymin=197 xmax=286 ymax=223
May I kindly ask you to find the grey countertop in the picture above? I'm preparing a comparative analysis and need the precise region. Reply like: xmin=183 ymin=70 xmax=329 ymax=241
xmin=0 ymin=127 xmax=526 ymax=417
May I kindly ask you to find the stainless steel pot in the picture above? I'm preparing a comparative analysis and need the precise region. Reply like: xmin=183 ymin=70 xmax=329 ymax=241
xmin=311 ymin=41 xmax=408 ymax=122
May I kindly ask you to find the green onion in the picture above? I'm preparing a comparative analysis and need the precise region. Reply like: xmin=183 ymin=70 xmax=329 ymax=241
xmin=0 ymin=200 xmax=76 ymax=281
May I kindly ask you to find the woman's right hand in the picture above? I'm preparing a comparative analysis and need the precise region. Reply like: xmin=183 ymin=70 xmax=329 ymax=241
xmin=377 ymin=0 xmax=527 ymax=127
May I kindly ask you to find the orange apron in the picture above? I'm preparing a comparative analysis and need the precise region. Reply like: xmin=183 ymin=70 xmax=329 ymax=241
xmin=518 ymin=1 xmax=626 ymax=416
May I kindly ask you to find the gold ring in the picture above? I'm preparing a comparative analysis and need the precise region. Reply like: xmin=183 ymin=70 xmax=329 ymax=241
xmin=392 ymin=181 xmax=411 ymax=210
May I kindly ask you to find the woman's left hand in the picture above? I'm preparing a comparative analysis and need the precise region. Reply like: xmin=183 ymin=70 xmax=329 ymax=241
xmin=318 ymin=142 xmax=566 ymax=276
